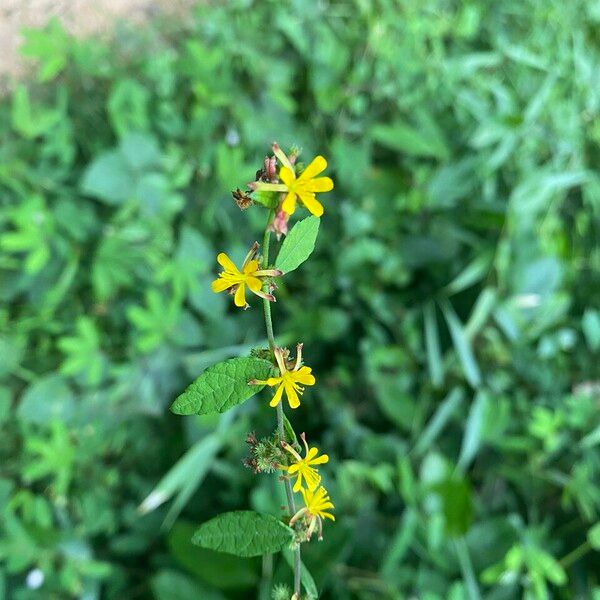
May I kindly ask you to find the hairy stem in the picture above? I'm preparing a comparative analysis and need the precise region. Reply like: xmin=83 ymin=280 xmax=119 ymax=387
xmin=261 ymin=209 xmax=302 ymax=597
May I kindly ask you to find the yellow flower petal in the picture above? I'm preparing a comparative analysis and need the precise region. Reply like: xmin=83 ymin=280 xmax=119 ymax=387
xmin=211 ymin=278 xmax=232 ymax=293
xmin=269 ymin=383 xmax=285 ymax=407
xmin=303 ymin=468 xmax=321 ymax=491
xmin=217 ymin=252 xmax=239 ymax=273
xmin=309 ymin=453 xmax=329 ymax=465
xmin=297 ymin=192 xmax=324 ymax=217
xmin=307 ymin=176 xmax=334 ymax=192
xmin=293 ymin=366 xmax=316 ymax=386
xmin=306 ymin=447 xmax=319 ymax=461
xmin=234 ymin=284 xmax=246 ymax=307
xmin=298 ymin=155 xmax=327 ymax=181
xmin=246 ymin=276 xmax=263 ymax=292
xmin=281 ymin=190 xmax=297 ymax=215
xmin=284 ymin=381 xmax=301 ymax=409
xmin=243 ymin=259 xmax=260 ymax=275
xmin=279 ymin=166 xmax=296 ymax=185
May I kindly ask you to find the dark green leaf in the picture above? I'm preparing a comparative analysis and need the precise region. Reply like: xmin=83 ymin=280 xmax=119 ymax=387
xmin=171 ymin=357 xmax=274 ymax=416
xmin=192 ymin=511 xmax=294 ymax=557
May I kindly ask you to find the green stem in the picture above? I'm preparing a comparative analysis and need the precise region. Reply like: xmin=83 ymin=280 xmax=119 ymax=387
xmin=454 ymin=538 xmax=481 ymax=600
xmin=261 ymin=209 xmax=301 ymax=598
xmin=560 ymin=540 xmax=591 ymax=568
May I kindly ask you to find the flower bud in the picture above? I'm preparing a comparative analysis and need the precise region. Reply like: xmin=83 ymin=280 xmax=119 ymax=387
xmin=269 ymin=208 xmax=290 ymax=239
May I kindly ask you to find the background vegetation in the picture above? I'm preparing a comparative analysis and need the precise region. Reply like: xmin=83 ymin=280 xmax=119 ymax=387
xmin=0 ymin=1 xmax=599 ymax=598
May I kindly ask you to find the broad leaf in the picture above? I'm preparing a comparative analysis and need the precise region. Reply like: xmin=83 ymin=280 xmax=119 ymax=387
xmin=170 ymin=357 xmax=274 ymax=415
xmin=80 ymin=150 xmax=134 ymax=205
xmin=276 ymin=216 xmax=320 ymax=273
xmin=192 ymin=511 xmax=294 ymax=557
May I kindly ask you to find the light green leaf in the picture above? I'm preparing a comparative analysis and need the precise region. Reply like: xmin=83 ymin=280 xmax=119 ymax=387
xmin=588 ymin=523 xmax=600 ymax=549
xmin=11 ymin=85 xmax=61 ymax=138
xmin=276 ymin=216 xmax=320 ymax=273
xmin=414 ymin=387 xmax=464 ymax=456
xmin=424 ymin=301 xmax=444 ymax=388
xmin=440 ymin=299 xmax=482 ymax=388
xmin=17 ymin=374 xmax=76 ymax=425
xmin=457 ymin=390 xmax=489 ymax=471
xmin=192 ymin=511 xmax=294 ymax=557
xmin=80 ymin=150 xmax=135 ymax=205
xmin=371 ymin=111 xmax=449 ymax=159
xmin=444 ymin=252 xmax=493 ymax=296
xmin=170 ymin=357 xmax=274 ymax=415
xmin=465 ymin=287 xmax=497 ymax=340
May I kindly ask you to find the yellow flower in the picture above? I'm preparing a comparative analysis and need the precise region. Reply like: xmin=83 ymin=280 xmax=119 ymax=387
xmin=211 ymin=243 xmax=282 ymax=309
xmin=251 ymin=144 xmax=334 ymax=217
xmin=282 ymin=433 xmax=329 ymax=492
xmin=290 ymin=486 xmax=335 ymax=541
xmin=249 ymin=344 xmax=315 ymax=409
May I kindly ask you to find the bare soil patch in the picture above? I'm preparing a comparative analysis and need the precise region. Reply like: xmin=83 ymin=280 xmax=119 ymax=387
xmin=0 ymin=0 xmax=195 ymax=80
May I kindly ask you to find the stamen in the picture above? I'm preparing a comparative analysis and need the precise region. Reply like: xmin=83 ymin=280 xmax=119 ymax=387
xmin=273 ymin=346 xmax=287 ymax=374
xmin=294 ymin=343 xmax=304 ymax=371
xmin=242 ymin=241 xmax=259 ymax=268
xmin=300 ymin=432 xmax=310 ymax=456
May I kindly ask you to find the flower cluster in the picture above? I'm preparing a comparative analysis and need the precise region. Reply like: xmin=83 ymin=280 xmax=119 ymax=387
xmin=212 ymin=144 xmax=335 ymax=550
xmin=210 ymin=242 xmax=282 ymax=309
xmin=282 ymin=433 xmax=334 ymax=541
xmin=249 ymin=344 xmax=315 ymax=409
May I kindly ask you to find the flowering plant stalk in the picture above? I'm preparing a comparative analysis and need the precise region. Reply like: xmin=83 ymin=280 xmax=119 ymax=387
xmin=171 ymin=143 xmax=334 ymax=599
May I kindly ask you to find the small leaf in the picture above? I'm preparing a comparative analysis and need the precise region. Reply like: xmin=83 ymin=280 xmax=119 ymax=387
xmin=439 ymin=299 xmax=482 ymax=388
xmin=588 ymin=523 xmax=600 ymax=549
xmin=192 ymin=511 xmax=294 ymax=557
xmin=18 ymin=374 xmax=76 ymax=425
xmin=457 ymin=390 xmax=489 ymax=471
xmin=414 ymin=387 xmax=464 ymax=456
xmin=423 ymin=301 xmax=444 ymax=388
xmin=80 ymin=150 xmax=135 ymax=205
xmin=276 ymin=216 xmax=320 ymax=273
xmin=444 ymin=252 xmax=493 ymax=296
xmin=436 ymin=477 xmax=473 ymax=537
xmin=171 ymin=357 xmax=274 ymax=416
xmin=283 ymin=414 xmax=298 ymax=445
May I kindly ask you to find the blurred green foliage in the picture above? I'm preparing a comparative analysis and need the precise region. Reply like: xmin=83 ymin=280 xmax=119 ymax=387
xmin=0 ymin=0 xmax=599 ymax=598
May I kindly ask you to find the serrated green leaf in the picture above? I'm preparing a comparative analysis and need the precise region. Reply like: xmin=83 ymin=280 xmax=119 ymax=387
xmin=192 ymin=511 xmax=294 ymax=557
xmin=275 ymin=216 xmax=320 ymax=273
xmin=170 ymin=357 xmax=274 ymax=415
